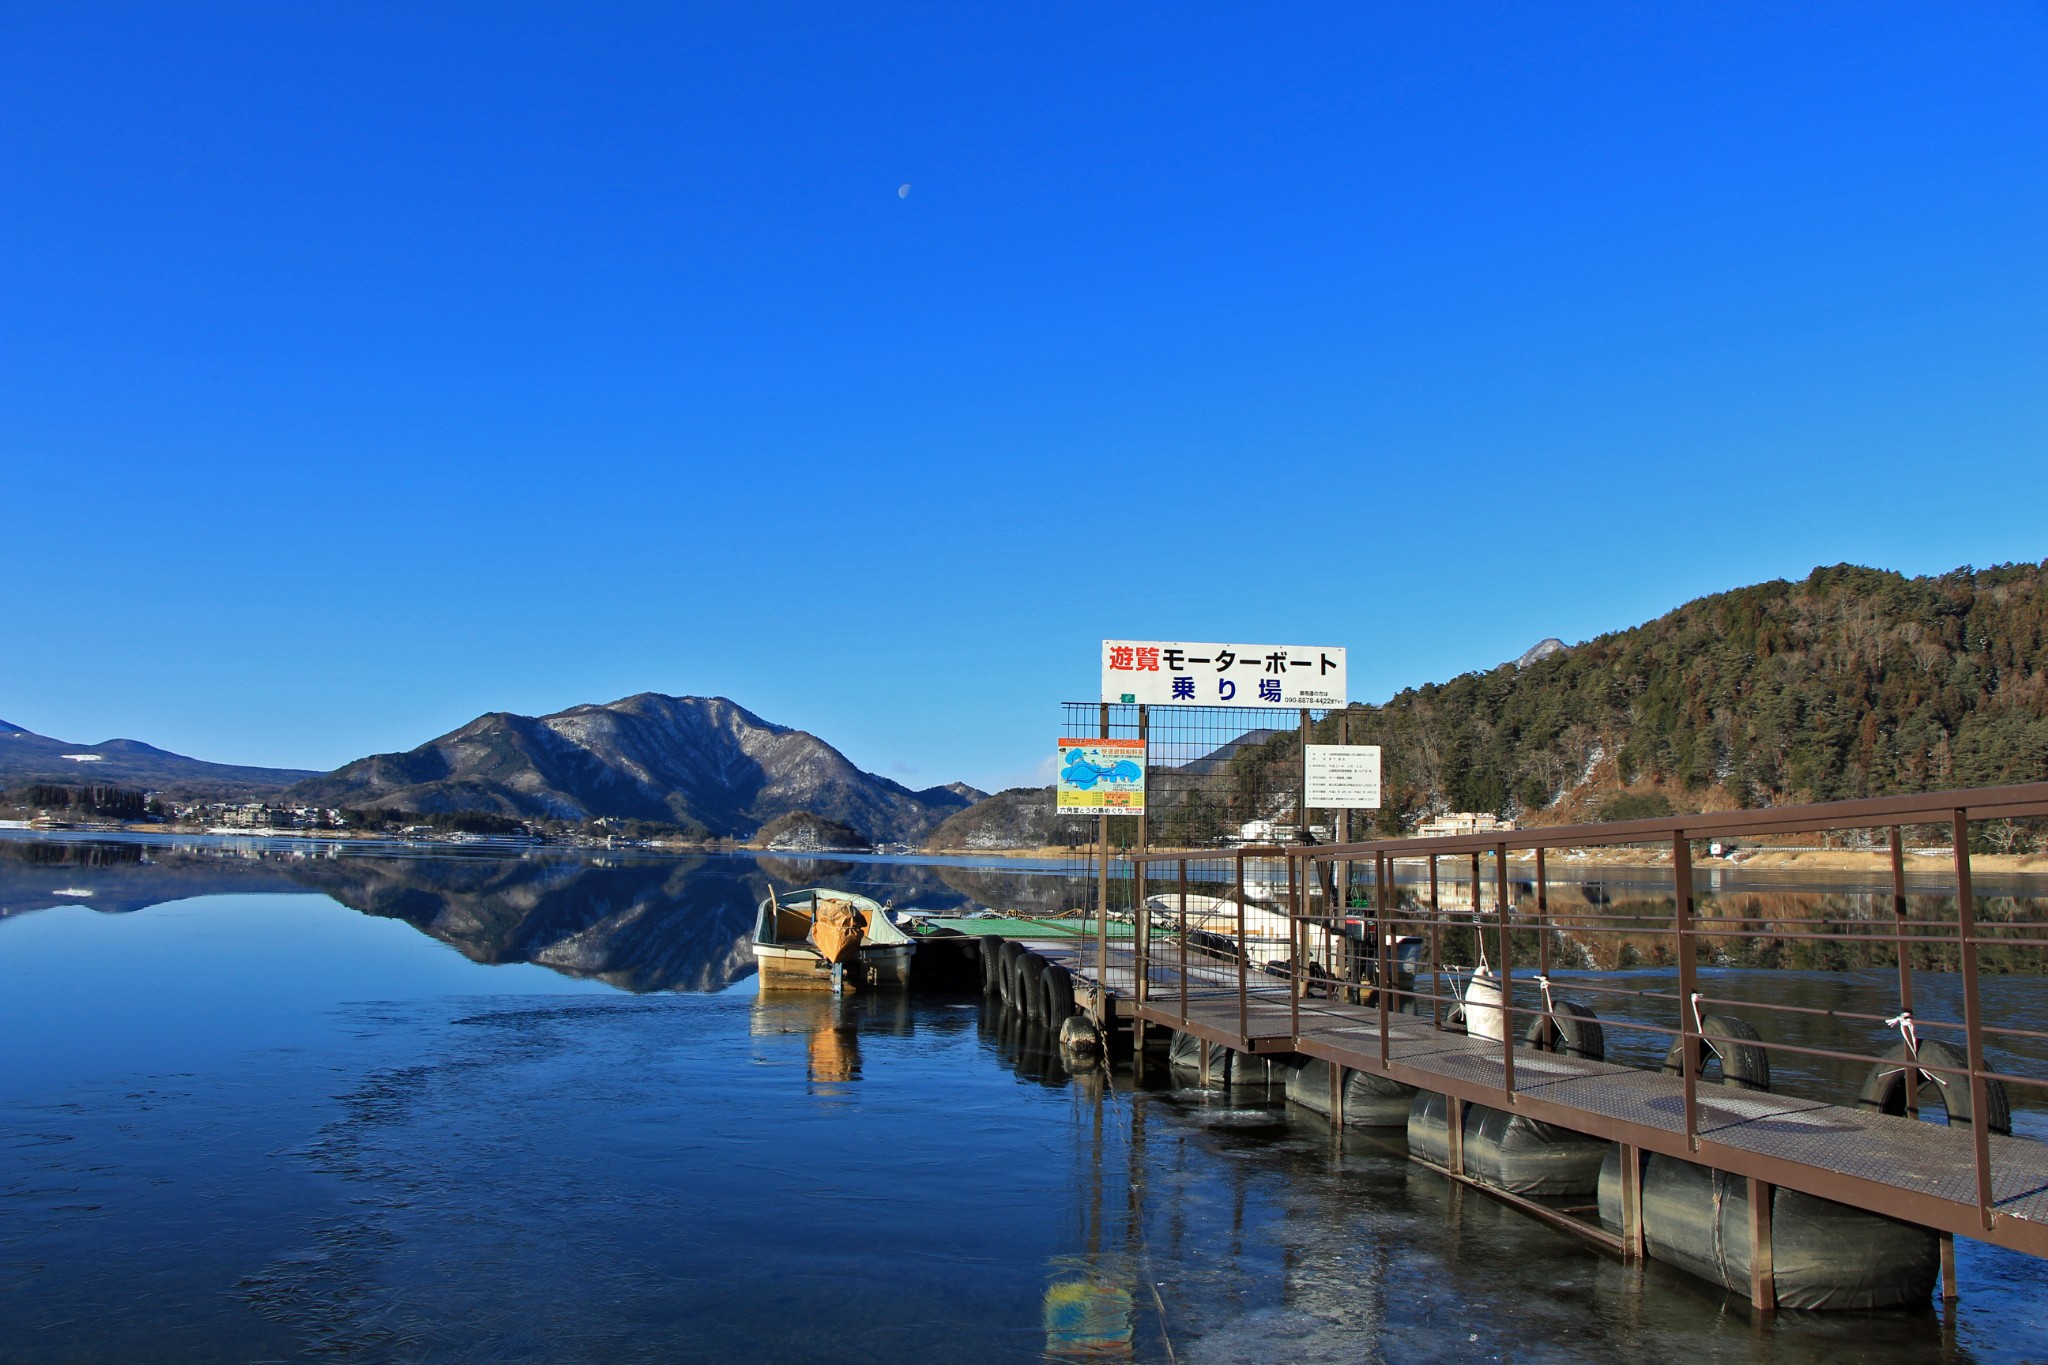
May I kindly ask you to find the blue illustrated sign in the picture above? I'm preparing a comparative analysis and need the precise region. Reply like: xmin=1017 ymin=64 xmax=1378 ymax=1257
xmin=1055 ymin=737 xmax=1146 ymax=814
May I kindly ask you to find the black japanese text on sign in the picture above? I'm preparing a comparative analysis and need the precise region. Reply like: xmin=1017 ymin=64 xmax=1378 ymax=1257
xmin=1101 ymin=641 xmax=1347 ymax=708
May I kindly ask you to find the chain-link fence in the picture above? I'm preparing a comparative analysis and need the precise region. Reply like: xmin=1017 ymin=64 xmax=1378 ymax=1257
xmin=1059 ymin=702 xmax=1362 ymax=918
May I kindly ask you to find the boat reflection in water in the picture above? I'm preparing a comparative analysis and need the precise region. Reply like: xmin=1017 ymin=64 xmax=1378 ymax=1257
xmin=749 ymin=989 xmax=916 ymax=1087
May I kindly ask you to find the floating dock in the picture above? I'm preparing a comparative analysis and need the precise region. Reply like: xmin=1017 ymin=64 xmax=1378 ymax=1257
xmin=969 ymin=780 xmax=2048 ymax=1314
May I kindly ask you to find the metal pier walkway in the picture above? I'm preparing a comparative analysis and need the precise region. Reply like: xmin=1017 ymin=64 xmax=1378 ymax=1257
xmin=1033 ymin=780 xmax=2048 ymax=1292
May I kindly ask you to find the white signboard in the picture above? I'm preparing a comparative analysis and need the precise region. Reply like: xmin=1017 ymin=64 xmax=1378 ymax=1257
xmin=1102 ymin=640 xmax=1346 ymax=708
xmin=1304 ymin=744 xmax=1381 ymax=809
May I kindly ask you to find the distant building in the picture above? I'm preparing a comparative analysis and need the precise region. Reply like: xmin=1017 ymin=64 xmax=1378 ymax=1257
xmin=1415 ymin=812 xmax=1516 ymax=839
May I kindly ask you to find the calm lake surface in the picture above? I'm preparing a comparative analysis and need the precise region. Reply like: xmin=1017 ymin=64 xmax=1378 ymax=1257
xmin=7 ymin=833 xmax=2048 ymax=1363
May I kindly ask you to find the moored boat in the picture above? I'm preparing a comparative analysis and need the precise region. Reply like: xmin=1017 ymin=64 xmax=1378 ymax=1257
xmin=753 ymin=887 xmax=915 ymax=991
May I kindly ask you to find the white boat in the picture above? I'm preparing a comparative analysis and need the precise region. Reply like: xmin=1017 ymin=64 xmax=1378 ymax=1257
xmin=1144 ymin=892 xmax=1295 ymax=965
xmin=753 ymin=887 xmax=915 ymax=991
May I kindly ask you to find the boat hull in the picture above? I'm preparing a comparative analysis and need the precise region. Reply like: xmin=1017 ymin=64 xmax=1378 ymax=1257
xmin=755 ymin=942 xmax=915 ymax=991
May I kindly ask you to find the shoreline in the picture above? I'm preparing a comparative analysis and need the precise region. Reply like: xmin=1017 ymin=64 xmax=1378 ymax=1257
xmin=17 ymin=824 xmax=2048 ymax=877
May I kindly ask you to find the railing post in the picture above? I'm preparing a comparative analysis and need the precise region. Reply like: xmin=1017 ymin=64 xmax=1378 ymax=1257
xmin=1287 ymin=852 xmax=1300 ymax=1043
xmin=1888 ymin=825 xmax=1917 ymax=1117
xmin=1377 ymin=851 xmax=1391 ymax=1068
xmin=1134 ymin=856 xmax=1149 ymax=1012
xmin=1496 ymin=842 xmax=1514 ymax=1103
xmin=1178 ymin=859 xmax=1190 ymax=1028
xmin=1236 ymin=860 xmax=1248 ymax=1043
xmin=1674 ymin=831 xmax=1700 ymax=1150
xmin=1096 ymin=702 xmax=1110 ymax=1023
xmin=1953 ymin=810 xmax=1994 ymax=1231
xmin=1428 ymin=855 xmax=1442 ymax=1029
xmin=1535 ymin=845 xmax=1550 ymax=1039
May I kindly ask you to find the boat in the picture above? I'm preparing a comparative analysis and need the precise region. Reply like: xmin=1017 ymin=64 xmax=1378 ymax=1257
xmin=753 ymin=886 xmax=915 ymax=991
xmin=1144 ymin=893 xmax=1294 ymax=965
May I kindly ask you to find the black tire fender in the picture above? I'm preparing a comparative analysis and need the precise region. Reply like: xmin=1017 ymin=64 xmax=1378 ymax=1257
xmin=1015 ymin=952 xmax=1049 ymax=1022
xmin=1525 ymin=1000 xmax=1605 ymax=1062
xmin=997 ymin=940 xmax=1028 ymax=1008
xmin=980 ymin=935 xmax=1008 ymax=995
xmin=1662 ymin=1013 xmax=1771 ymax=1092
xmin=1857 ymin=1039 xmax=2011 ymax=1135
xmin=1041 ymin=962 xmax=1077 ymax=1022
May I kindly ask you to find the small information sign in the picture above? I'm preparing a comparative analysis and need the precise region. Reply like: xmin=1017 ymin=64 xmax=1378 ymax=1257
xmin=1304 ymin=745 xmax=1382 ymax=809
xmin=1101 ymin=640 xmax=1347 ymax=708
xmin=1056 ymin=737 xmax=1146 ymax=814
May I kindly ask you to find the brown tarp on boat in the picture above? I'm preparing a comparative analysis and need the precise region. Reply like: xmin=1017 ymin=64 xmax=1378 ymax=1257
xmin=809 ymin=898 xmax=865 ymax=964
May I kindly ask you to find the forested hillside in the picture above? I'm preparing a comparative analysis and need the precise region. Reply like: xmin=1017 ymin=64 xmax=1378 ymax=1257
xmin=1344 ymin=562 xmax=2048 ymax=826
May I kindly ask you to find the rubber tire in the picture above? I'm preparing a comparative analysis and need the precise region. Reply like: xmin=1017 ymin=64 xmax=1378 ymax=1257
xmin=996 ymin=940 xmax=1028 ymax=1009
xmin=1041 ymin=962 xmax=1077 ymax=1022
xmin=1525 ymin=1000 xmax=1605 ymax=1062
xmin=1662 ymin=1014 xmax=1771 ymax=1092
xmin=979 ymin=935 xmax=1008 ymax=995
xmin=1858 ymin=1039 xmax=2011 ymax=1135
xmin=1016 ymin=952 xmax=1049 ymax=1022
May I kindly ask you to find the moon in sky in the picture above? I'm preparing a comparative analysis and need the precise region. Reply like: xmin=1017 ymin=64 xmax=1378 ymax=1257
xmin=897 ymin=184 xmax=910 ymax=199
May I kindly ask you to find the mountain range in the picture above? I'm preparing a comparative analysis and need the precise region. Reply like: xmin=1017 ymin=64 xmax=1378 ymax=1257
xmin=0 ymin=721 xmax=316 ymax=800
xmin=281 ymin=693 xmax=981 ymax=843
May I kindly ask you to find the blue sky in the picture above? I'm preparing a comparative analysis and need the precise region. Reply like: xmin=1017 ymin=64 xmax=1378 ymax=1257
xmin=6 ymin=2 xmax=2047 ymax=792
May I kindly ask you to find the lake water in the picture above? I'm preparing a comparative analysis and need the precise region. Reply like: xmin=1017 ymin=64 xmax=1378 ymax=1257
xmin=7 ymin=833 xmax=2048 ymax=1362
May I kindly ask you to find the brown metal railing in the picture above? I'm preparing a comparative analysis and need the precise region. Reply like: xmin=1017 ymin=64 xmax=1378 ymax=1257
xmin=1109 ymin=780 xmax=2048 ymax=1255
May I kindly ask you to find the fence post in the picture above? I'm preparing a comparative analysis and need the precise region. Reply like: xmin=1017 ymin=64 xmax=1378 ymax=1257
xmin=1378 ymin=851 xmax=1392 ymax=1068
xmin=1889 ymin=825 xmax=1916 ymax=1117
xmin=1496 ymin=842 xmax=1514 ymax=1103
xmin=1428 ymin=855 xmax=1442 ymax=1029
xmin=1236 ymin=861 xmax=1248 ymax=1042
xmin=1535 ymin=846 xmax=1550 ymax=1035
xmin=1287 ymin=852 xmax=1300 ymax=1043
xmin=1096 ymin=703 xmax=1110 ymax=1025
xmin=1179 ymin=859 xmax=1190 ymax=1028
xmin=1674 ymin=830 xmax=1700 ymax=1151
xmin=1953 ymin=810 xmax=1994 ymax=1231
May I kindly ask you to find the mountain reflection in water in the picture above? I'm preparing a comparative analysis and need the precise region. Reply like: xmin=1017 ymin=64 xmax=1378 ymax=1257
xmin=0 ymin=836 xmax=1072 ymax=993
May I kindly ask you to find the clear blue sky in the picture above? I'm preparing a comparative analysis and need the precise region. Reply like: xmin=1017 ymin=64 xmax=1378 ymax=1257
xmin=6 ymin=2 xmax=2046 ymax=792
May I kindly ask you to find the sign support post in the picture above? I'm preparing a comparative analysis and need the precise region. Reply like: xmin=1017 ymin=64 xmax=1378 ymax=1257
xmin=1097 ymin=702 xmax=1110 ymax=1025
xmin=1336 ymin=713 xmax=1351 ymax=908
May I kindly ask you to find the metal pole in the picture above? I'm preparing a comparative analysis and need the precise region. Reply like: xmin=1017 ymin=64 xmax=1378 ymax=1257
xmin=1134 ymin=864 xmax=1149 ymax=1011
xmin=1377 ymin=851 xmax=1391 ymax=1068
xmin=1953 ymin=810 xmax=1994 ymax=1230
xmin=1095 ymin=702 xmax=1111 ymax=1025
xmin=1287 ymin=852 xmax=1300 ymax=1043
xmin=1535 ymin=846 xmax=1550 ymax=1042
xmin=1619 ymin=1144 xmax=1645 ymax=1261
xmin=1428 ymin=855 xmax=1442 ymax=1029
xmin=1299 ymin=707 xmax=1313 ymax=844
xmin=1236 ymin=862 xmax=1248 ymax=1043
xmin=1496 ymin=843 xmax=1514 ymax=1102
xmin=1179 ymin=858 xmax=1190 ymax=1028
xmin=1132 ymin=706 xmax=1150 ymax=1030
xmin=1747 ymin=1177 xmax=1777 ymax=1313
xmin=1890 ymin=825 xmax=1917 ymax=1118
xmin=1674 ymin=831 xmax=1700 ymax=1150
xmin=1335 ymin=711 xmax=1351 ymax=907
